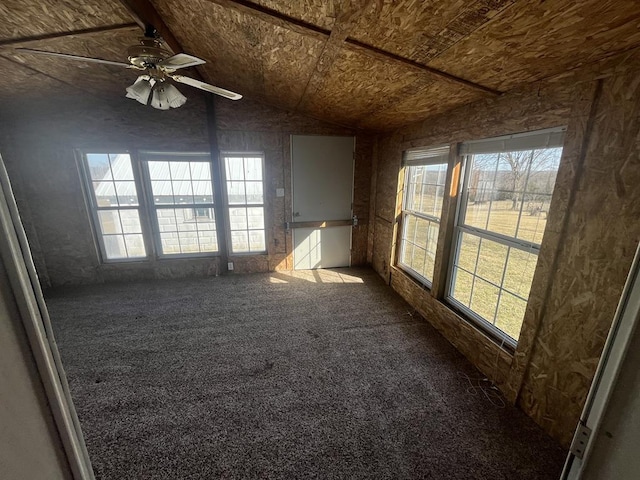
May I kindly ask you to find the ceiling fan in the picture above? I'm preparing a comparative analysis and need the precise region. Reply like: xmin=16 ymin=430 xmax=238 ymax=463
xmin=15 ymin=35 xmax=242 ymax=110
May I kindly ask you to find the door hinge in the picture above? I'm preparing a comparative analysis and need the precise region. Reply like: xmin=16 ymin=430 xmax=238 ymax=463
xmin=569 ymin=422 xmax=592 ymax=459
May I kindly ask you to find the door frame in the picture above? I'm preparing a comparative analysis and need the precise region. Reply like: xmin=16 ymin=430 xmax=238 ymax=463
xmin=562 ymin=243 xmax=640 ymax=479
xmin=0 ymin=156 xmax=94 ymax=479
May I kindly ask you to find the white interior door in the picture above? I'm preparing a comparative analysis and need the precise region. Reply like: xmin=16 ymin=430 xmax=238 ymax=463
xmin=291 ymin=135 xmax=354 ymax=270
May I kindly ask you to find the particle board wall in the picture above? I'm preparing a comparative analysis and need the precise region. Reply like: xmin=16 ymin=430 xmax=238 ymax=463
xmin=370 ymin=49 xmax=640 ymax=446
xmin=0 ymin=92 xmax=372 ymax=287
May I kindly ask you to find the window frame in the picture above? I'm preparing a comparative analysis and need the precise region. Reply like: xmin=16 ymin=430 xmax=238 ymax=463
xmin=398 ymin=157 xmax=449 ymax=288
xmin=140 ymin=151 xmax=221 ymax=259
xmin=220 ymin=151 xmax=268 ymax=255
xmin=445 ymin=128 xmax=565 ymax=348
xmin=78 ymin=150 xmax=150 ymax=263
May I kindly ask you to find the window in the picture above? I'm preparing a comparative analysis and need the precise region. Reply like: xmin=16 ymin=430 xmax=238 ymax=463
xmin=142 ymin=153 xmax=219 ymax=256
xmin=447 ymin=127 xmax=565 ymax=345
xmin=83 ymin=153 xmax=146 ymax=260
xmin=398 ymin=146 xmax=450 ymax=286
xmin=222 ymin=153 xmax=266 ymax=253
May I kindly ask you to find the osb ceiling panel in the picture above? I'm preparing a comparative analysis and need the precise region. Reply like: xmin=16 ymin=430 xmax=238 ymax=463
xmin=2 ymin=27 xmax=143 ymax=98
xmin=0 ymin=55 xmax=77 ymax=99
xmin=428 ymin=0 xmax=640 ymax=91
xmin=253 ymin=0 xmax=337 ymax=30
xmin=357 ymin=80 xmax=487 ymax=131
xmin=0 ymin=0 xmax=132 ymax=41
xmin=349 ymin=0 xmax=516 ymax=63
xmin=302 ymin=48 xmax=431 ymax=126
xmin=1 ymin=0 xmax=640 ymax=131
xmin=152 ymin=0 xmax=324 ymax=110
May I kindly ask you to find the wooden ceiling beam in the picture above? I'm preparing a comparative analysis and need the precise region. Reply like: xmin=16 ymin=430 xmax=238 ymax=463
xmin=203 ymin=0 xmax=501 ymax=96
xmin=118 ymin=0 xmax=183 ymax=55
xmin=296 ymin=0 xmax=376 ymax=110
xmin=0 ymin=23 xmax=139 ymax=48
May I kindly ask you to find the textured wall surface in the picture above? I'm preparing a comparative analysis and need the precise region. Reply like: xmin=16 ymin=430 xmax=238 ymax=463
xmin=0 ymin=93 xmax=372 ymax=286
xmin=369 ymin=50 xmax=640 ymax=446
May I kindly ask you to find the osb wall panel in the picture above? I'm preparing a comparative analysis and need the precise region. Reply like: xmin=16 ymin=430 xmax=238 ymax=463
xmin=517 ymin=70 xmax=640 ymax=446
xmin=0 ymin=90 xmax=372 ymax=286
xmin=371 ymin=54 xmax=640 ymax=446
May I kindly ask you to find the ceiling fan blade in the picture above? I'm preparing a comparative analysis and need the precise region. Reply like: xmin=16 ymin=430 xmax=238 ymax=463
xmin=14 ymin=48 xmax=131 ymax=67
xmin=171 ymin=75 xmax=242 ymax=100
xmin=158 ymin=53 xmax=206 ymax=70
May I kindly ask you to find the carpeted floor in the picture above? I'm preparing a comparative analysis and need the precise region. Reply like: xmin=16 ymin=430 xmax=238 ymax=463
xmin=46 ymin=268 xmax=566 ymax=479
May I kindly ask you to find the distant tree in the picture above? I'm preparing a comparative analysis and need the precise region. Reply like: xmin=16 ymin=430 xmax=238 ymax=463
xmin=499 ymin=149 xmax=560 ymax=210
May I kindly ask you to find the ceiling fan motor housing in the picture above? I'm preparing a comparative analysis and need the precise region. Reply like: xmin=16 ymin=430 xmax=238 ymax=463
xmin=127 ymin=38 xmax=171 ymax=68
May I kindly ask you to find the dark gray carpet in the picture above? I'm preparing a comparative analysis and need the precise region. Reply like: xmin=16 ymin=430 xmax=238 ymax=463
xmin=46 ymin=268 xmax=566 ymax=479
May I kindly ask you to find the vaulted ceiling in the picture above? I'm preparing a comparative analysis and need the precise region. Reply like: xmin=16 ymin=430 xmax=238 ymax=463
xmin=1 ymin=0 xmax=639 ymax=130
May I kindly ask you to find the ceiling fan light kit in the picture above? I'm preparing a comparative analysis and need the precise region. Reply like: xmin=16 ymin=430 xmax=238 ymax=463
xmin=15 ymin=35 xmax=242 ymax=110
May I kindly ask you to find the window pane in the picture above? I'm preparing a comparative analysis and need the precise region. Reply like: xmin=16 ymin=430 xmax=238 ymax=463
xmin=229 ymin=207 xmax=248 ymax=230
xmin=148 ymin=161 xmax=170 ymax=180
xmin=124 ymin=234 xmax=146 ymax=257
xmin=103 ymin=235 xmax=127 ymax=259
xmin=227 ymin=181 xmax=246 ymax=205
xmin=119 ymin=210 xmax=142 ymax=234
xmin=98 ymin=210 xmax=122 ymax=235
xmin=93 ymin=181 xmax=117 ymax=207
xmin=160 ymin=232 xmax=180 ymax=254
xmin=178 ymin=231 xmax=200 ymax=253
xmin=456 ymin=232 xmax=479 ymax=273
xmin=503 ymin=248 xmax=537 ymax=298
xmin=170 ymin=161 xmax=190 ymax=180
xmin=110 ymin=154 xmax=134 ymax=180
xmin=249 ymin=230 xmax=266 ymax=251
xmin=175 ymin=209 xmax=198 ymax=232
xmin=486 ymin=196 xmax=518 ymax=237
xmin=517 ymin=193 xmax=551 ymax=243
xmin=451 ymin=267 xmax=473 ymax=306
xmin=198 ymin=230 xmax=218 ymax=252
xmin=475 ymin=238 xmax=508 ymax=286
xmin=245 ymin=182 xmax=263 ymax=204
xmin=225 ymin=157 xmax=244 ymax=180
xmin=244 ymin=157 xmax=262 ymax=181
xmin=247 ymin=207 xmax=264 ymax=229
xmin=190 ymin=162 xmax=211 ymax=180
xmin=87 ymin=154 xmax=112 ymax=181
xmin=231 ymin=231 xmax=249 ymax=252
xmin=470 ymin=277 xmax=499 ymax=324
xmin=192 ymin=181 xmax=213 ymax=203
xmin=496 ymin=292 xmax=527 ymax=341
xmin=152 ymin=180 xmax=174 ymax=205
xmin=115 ymin=181 xmax=138 ymax=206
xmin=172 ymin=181 xmax=193 ymax=203
xmin=156 ymin=209 xmax=178 ymax=232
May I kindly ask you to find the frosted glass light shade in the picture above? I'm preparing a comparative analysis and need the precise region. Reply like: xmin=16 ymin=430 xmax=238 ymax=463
xmin=125 ymin=76 xmax=152 ymax=105
xmin=151 ymin=82 xmax=187 ymax=110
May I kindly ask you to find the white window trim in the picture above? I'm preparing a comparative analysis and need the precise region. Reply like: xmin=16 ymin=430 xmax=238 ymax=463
xmin=398 ymin=147 xmax=450 ymax=287
xmin=78 ymin=151 xmax=149 ymax=263
xmin=221 ymin=151 xmax=268 ymax=255
xmin=445 ymin=127 xmax=566 ymax=347
xmin=139 ymin=151 xmax=220 ymax=259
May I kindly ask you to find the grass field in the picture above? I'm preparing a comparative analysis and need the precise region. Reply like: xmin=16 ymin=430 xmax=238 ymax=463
xmin=402 ymin=197 xmax=547 ymax=340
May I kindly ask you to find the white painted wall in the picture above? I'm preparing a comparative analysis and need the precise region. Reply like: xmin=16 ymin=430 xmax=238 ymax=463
xmin=581 ymin=317 xmax=640 ymax=480
xmin=0 ymin=256 xmax=72 ymax=480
